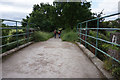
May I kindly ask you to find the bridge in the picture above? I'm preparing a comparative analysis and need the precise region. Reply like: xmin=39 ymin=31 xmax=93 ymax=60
xmin=0 ymin=13 xmax=120 ymax=79
xmin=2 ymin=38 xmax=105 ymax=78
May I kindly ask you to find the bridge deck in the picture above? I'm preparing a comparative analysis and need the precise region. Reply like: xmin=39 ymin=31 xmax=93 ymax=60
xmin=2 ymin=38 xmax=104 ymax=78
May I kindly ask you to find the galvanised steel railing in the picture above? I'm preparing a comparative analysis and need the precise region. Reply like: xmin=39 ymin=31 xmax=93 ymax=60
xmin=77 ymin=12 xmax=120 ymax=63
xmin=0 ymin=19 xmax=35 ymax=53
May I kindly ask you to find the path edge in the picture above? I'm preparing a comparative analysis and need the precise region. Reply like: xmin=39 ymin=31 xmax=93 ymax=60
xmin=0 ymin=42 xmax=33 ymax=58
xmin=75 ymin=42 xmax=113 ymax=79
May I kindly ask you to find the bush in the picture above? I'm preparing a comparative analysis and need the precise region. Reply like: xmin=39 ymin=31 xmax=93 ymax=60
xmin=102 ymin=44 xmax=119 ymax=51
xmin=103 ymin=59 xmax=113 ymax=71
xmin=87 ymin=30 xmax=109 ymax=60
xmin=104 ymin=59 xmax=120 ymax=80
xmin=88 ymin=30 xmax=108 ymax=43
xmin=33 ymin=31 xmax=53 ymax=42
xmin=112 ymin=68 xmax=120 ymax=79
xmin=61 ymin=30 xmax=78 ymax=42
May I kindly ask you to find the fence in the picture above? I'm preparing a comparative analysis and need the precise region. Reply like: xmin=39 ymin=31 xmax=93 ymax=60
xmin=77 ymin=13 xmax=120 ymax=63
xmin=0 ymin=19 xmax=35 ymax=53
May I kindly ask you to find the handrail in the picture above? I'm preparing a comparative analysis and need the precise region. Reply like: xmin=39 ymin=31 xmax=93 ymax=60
xmin=78 ymin=12 xmax=120 ymax=24
xmin=0 ymin=19 xmax=36 ymax=53
xmin=78 ymin=28 xmax=120 ymax=30
xmin=77 ymin=13 xmax=120 ymax=63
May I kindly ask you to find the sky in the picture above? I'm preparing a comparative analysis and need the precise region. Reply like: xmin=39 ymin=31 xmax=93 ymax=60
xmin=88 ymin=0 xmax=120 ymax=20
xmin=0 ymin=0 xmax=120 ymax=25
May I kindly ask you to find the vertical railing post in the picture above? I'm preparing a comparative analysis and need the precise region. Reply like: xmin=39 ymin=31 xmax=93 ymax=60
xmin=77 ymin=24 xmax=79 ymax=38
xmin=77 ymin=24 xmax=80 ymax=43
xmin=27 ymin=23 xmax=29 ymax=42
xmin=77 ymin=24 xmax=78 ymax=33
xmin=95 ymin=19 xmax=99 ymax=56
xmin=16 ymin=21 xmax=18 ymax=47
xmin=0 ymin=19 xmax=2 ymax=54
xmin=85 ymin=22 xmax=88 ymax=48
xmin=80 ymin=23 xmax=82 ymax=44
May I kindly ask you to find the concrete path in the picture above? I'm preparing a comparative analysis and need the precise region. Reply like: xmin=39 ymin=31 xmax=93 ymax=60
xmin=2 ymin=38 xmax=104 ymax=78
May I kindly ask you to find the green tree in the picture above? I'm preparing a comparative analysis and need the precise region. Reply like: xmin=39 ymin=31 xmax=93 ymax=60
xmin=22 ymin=1 xmax=93 ymax=31
xmin=53 ymin=2 xmax=93 ymax=29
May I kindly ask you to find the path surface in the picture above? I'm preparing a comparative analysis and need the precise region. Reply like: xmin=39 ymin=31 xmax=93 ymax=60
xmin=2 ymin=38 xmax=104 ymax=78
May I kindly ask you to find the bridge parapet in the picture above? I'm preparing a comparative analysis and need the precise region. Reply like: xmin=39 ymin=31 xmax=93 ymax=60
xmin=0 ymin=19 xmax=36 ymax=54
xmin=77 ymin=12 xmax=120 ymax=63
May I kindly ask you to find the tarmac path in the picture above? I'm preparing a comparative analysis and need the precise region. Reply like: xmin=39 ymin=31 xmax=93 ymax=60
xmin=2 ymin=38 xmax=104 ymax=78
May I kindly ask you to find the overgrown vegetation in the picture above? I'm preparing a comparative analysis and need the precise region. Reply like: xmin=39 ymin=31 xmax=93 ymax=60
xmin=60 ymin=29 xmax=78 ymax=42
xmin=85 ymin=19 xmax=120 ymax=79
xmin=104 ymin=59 xmax=113 ymax=71
xmin=1 ymin=23 xmax=53 ymax=53
xmin=33 ymin=31 xmax=53 ymax=42
xmin=86 ymin=30 xmax=120 ymax=61
xmin=104 ymin=59 xmax=120 ymax=80
xmin=1 ymin=24 xmax=28 ymax=53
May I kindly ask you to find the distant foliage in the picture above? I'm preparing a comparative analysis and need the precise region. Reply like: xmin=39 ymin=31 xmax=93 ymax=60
xmin=102 ymin=18 xmax=120 ymax=28
xmin=22 ymin=2 xmax=93 ymax=32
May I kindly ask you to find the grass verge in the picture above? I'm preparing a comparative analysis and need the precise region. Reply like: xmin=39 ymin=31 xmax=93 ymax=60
xmin=33 ymin=31 xmax=53 ymax=42
xmin=61 ymin=30 xmax=78 ymax=42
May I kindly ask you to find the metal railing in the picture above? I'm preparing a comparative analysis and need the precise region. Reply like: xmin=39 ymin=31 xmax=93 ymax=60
xmin=0 ymin=19 xmax=35 ymax=53
xmin=77 ymin=13 xmax=120 ymax=63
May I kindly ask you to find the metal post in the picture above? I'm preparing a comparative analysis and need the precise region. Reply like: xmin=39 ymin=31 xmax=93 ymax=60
xmin=27 ymin=23 xmax=29 ymax=42
xmin=77 ymin=24 xmax=79 ymax=38
xmin=95 ymin=19 xmax=99 ymax=56
xmin=77 ymin=24 xmax=80 ymax=43
xmin=85 ymin=22 xmax=88 ymax=48
xmin=80 ymin=23 xmax=82 ymax=44
xmin=0 ymin=19 xmax=2 ymax=54
xmin=77 ymin=24 xmax=78 ymax=33
xmin=16 ymin=21 xmax=18 ymax=47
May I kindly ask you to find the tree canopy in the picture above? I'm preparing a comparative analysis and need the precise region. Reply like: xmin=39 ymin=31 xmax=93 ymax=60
xmin=22 ymin=2 xmax=94 ymax=32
